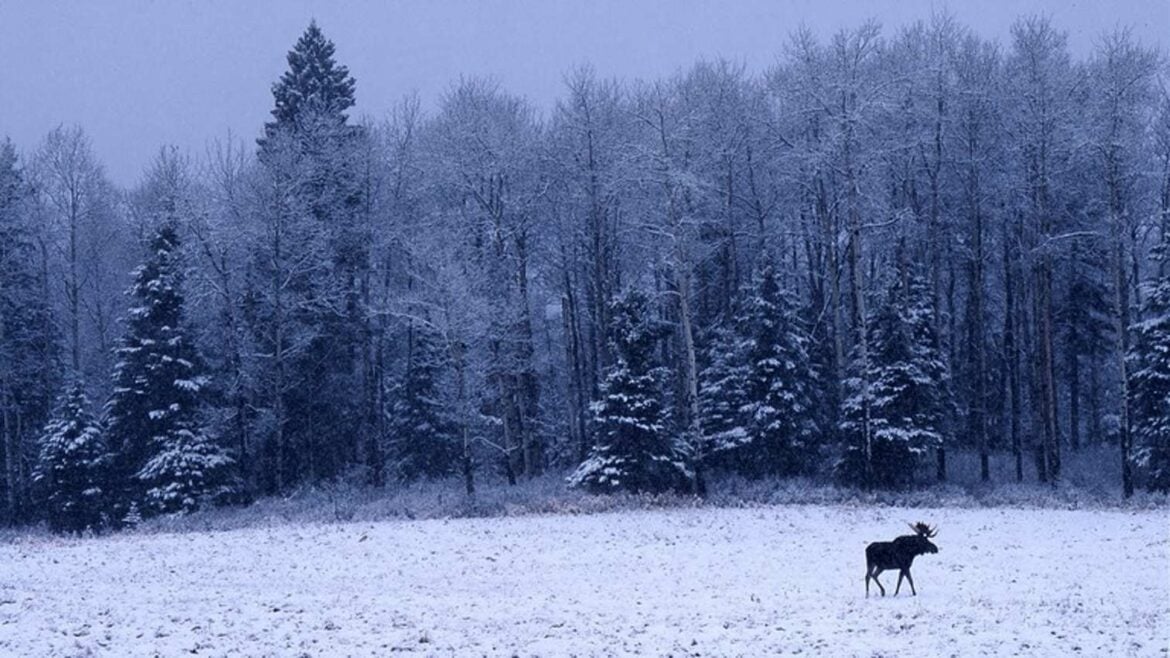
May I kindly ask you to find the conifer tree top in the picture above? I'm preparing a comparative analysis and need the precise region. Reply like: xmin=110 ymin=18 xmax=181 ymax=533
xmin=47 ymin=380 xmax=98 ymax=434
xmin=267 ymin=20 xmax=356 ymax=131
xmin=127 ymin=224 xmax=185 ymax=333
xmin=608 ymin=288 xmax=665 ymax=367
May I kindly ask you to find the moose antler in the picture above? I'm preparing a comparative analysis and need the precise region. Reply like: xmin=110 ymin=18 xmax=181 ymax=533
xmin=909 ymin=522 xmax=937 ymax=538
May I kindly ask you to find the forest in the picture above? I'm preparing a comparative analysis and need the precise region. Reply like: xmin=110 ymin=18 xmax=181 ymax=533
xmin=2 ymin=14 xmax=1169 ymax=533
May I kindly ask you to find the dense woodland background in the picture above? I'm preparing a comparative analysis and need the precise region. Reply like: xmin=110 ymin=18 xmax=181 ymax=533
xmin=2 ymin=13 xmax=1169 ymax=532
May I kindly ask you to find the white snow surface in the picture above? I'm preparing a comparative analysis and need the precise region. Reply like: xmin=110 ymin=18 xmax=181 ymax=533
xmin=1 ymin=505 xmax=1166 ymax=657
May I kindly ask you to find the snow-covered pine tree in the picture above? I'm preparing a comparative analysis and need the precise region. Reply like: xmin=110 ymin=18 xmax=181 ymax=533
xmin=0 ymin=138 xmax=59 ymax=525
xmin=33 ymin=382 xmax=107 ymax=533
xmin=105 ymin=225 xmax=235 ymax=515
xmin=1130 ymin=244 xmax=1170 ymax=492
xmin=260 ymin=18 xmax=363 ymax=245
xmin=838 ymin=274 xmax=947 ymax=489
xmin=258 ymin=20 xmax=369 ymax=486
xmin=903 ymin=273 xmax=952 ymax=455
xmin=734 ymin=265 xmax=819 ymax=476
xmin=263 ymin=20 xmax=356 ymax=139
xmin=260 ymin=20 xmax=362 ymax=237
xmin=569 ymin=288 xmax=691 ymax=494
xmin=389 ymin=324 xmax=460 ymax=481
xmin=696 ymin=323 xmax=749 ymax=464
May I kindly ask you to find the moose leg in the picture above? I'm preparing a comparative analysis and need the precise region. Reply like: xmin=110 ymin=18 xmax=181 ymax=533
xmin=905 ymin=570 xmax=917 ymax=596
xmin=870 ymin=569 xmax=886 ymax=597
xmin=894 ymin=570 xmax=905 ymax=595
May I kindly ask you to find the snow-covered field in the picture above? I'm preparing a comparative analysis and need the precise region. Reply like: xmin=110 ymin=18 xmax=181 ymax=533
xmin=1 ymin=505 xmax=1166 ymax=657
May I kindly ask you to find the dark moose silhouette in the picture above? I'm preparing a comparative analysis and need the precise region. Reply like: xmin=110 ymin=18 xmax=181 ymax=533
xmin=865 ymin=522 xmax=939 ymax=597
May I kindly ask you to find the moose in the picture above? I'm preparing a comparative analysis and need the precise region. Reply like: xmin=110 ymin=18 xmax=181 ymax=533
xmin=865 ymin=522 xmax=939 ymax=597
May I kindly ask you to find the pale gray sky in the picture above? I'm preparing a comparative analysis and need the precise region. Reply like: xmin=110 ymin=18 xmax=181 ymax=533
xmin=1 ymin=0 xmax=1166 ymax=185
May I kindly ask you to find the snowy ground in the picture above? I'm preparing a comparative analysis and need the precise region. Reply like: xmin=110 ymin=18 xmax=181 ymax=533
xmin=1 ymin=505 xmax=1166 ymax=657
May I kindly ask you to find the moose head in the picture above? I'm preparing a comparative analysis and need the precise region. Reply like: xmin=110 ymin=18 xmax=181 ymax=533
xmin=904 ymin=521 xmax=940 ymax=554
xmin=864 ymin=522 xmax=939 ymax=597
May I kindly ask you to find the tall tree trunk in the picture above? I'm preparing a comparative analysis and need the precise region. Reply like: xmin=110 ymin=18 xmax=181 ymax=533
xmin=3 ymin=405 xmax=19 ymax=524
xmin=971 ymin=177 xmax=989 ymax=482
xmin=673 ymin=258 xmax=700 ymax=437
xmin=721 ymin=159 xmax=739 ymax=317
xmin=1090 ymin=359 xmax=1102 ymax=446
xmin=1108 ymin=157 xmax=1135 ymax=498
xmin=585 ymin=118 xmax=611 ymax=400
xmin=926 ymin=85 xmax=951 ymax=482
xmin=651 ymin=106 xmax=700 ymax=449
xmin=273 ymin=320 xmax=287 ymax=492
xmin=824 ymin=180 xmax=845 ymax=407
xmin=1067 ymin=321 xmax=1081 ymax=452
xmin=364 ymin=279 xmax=384 ymax=488
xmin=845 ymin=139 xmax=872 ymax=488
xmin=514 ymin=233 xmax=541 ymax=477
xmin=1039 ymin=259 xmax=1060 ymax=485
xmin=561 ymin=259 xmax=588 ymax=463
xmin=449 ymin=325 xmax=475 ymax=498
xmin=1005 ymin=237 xmax=1023 ymax=482
xmin=68 ymin=201 xmax=81 ymax=375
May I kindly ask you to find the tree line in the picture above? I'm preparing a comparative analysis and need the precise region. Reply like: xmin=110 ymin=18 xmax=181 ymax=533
xmin=2 ymin=15 xmax=1169 ymax=531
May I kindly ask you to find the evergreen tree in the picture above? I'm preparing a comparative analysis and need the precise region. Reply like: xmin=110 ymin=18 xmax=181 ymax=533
xmin=838 ymin=275 xmax=947 ymax=488
xmin=696 ymin=323 xmax=749 ymax=462
xmin=33 ymin=382 xmax=107 ymax=533
xmin=734 ymin=266 xmax=819 ymax=476
xmin=260 ymin=20 xmax=362 ymax=233
xmin=106 ymin=225 xmax=235 ymax=515
xmin=569 ymin=289 xmax=691 ymax=493
xmin=389 ymin=325 xmax=460 ymax=481
xmin=263 ymin=20 xmax=356 ymax=140
xmin=1130 ymin=245 xmax=1170 ymax=492
xmin=255 ymin=20 xmax=369 ymax=486
xmin=697 ymin=267 xmax=820 ymax=477
xmin=0 ymin=139 xmax=59 ymax=524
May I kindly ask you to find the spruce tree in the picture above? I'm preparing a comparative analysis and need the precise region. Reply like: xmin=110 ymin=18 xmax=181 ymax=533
xmin=264 ymin=20 xmax=356 ymax=140
xmin=256 ymin=20 xmax=368 ymax=487
xmin=697 ymin=323 xmax=749 ymax=462
xmin=734 ymin=265 xmax=819 ymax=476
xmin=389 ymin=325 xmax=459 ymax=481
xmin=838 ymin=275 xmax=947 ymax=488
xmin=106 ymin=225 xmax=235 ymax=515
xmin=1130 ymin=245 xmax=1170 ymax=492
xmin=0 ymin=138 xmax=58 ymax=524
xmin=260 ymin=20 xmax=362 ymax=230
xmin=33 ymin=382 xmax=108 ymax=533
xmin=569 ymin=288 xmax=691 ymax=494
xmin=697 ymin=267 xmax=820 ymax=477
